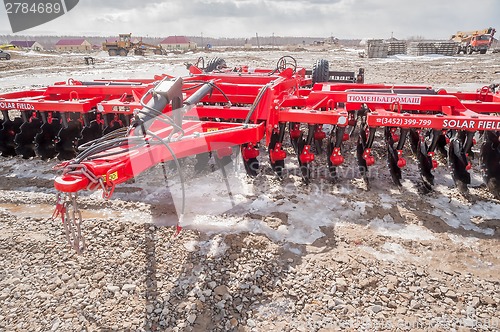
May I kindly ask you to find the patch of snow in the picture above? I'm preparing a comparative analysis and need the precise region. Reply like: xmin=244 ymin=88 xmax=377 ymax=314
xmin=367 ymin=217 xmax=436 ymax=241
xmin=361 ymin=242 xmax=412 ymax=262
xmin=447 ymin=234 xmax=479 ymax=248
xmin=430 ymin=196 xmax=496 ymax=236
xmin=379 ymin=193 xmax=396 ymax=209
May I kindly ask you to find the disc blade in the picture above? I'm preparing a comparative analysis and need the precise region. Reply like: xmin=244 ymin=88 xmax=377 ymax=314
xmin=35 ymin=121 xmax=61 ymax=160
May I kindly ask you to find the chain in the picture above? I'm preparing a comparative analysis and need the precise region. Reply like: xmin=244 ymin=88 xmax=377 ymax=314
xmin=53 ymin=193 xmax=86 ymax=254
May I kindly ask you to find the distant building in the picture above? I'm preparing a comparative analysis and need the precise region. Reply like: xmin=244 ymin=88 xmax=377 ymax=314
xmin=160 ymin=36 xmax=197 ymax=51
xmin=55 ymin=39 xmax=92 ymax=52
xmin=10 ymin=40 xmax=44 ymax=51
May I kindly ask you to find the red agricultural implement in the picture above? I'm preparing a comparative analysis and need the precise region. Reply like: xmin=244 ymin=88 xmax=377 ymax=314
xmin=1 ymin=56 xmax=499 ymax=252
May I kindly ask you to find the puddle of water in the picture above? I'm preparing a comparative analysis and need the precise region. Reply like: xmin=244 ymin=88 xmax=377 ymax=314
xmin=0 ymin=203 xmax=110 ymax=220
xmin=0 ymin=202 xmax=157 ymax=225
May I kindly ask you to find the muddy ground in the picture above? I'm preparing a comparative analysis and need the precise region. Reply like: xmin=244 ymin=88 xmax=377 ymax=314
xmin=0 ymin=47 xmax=499 ymax=331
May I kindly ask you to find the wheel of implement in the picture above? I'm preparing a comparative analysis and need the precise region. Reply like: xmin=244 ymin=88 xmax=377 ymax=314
xmin=312 ymin=59 xmax=329 ymax=84
xmin=108 ymin=49 xmax=117 ymax=56
xmin=205 ymin=57 xmax=226 ymax=72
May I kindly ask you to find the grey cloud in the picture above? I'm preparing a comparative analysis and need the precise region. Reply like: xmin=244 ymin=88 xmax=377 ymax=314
xmin=0 ymin=0 xmax=498 ymax=39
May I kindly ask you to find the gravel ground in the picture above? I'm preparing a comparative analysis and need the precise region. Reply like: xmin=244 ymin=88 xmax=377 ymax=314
xmin=0 ymin=47 xmax=499 ymax=331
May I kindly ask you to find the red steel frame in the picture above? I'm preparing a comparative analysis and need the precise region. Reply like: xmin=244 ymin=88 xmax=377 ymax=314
xmin=1 ymin=61 xmax=499 ymax=195
xmin=50 ymin=65 xmax=500 ymax=195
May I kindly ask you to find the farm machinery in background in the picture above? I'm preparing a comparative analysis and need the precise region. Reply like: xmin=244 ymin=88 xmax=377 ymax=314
xmin=451 ymin=27 xmax=496 ymax=54
xmin=0 ymin=56 xmax=499 ymax=252
xmin=102 ymin=33 xmax=165 ymax=56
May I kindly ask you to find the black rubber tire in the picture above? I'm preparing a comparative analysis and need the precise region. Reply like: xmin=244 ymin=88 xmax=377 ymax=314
xmin=108 ymin=49 xmax=117 ymax=56
xmin=312 ymin=59 xmax=329 ymax=84
xmin=480 ymin=49 xmax=487 ymax=54
xmin=5 ymin=54 xmax=11 ymax=60
xmin=205 ymin=57 xmax=226 ymax=72
xmin=118 ymin=48 xmax=128 ymax=56
xmin=467 ymin=45 xmax=473 ymax=55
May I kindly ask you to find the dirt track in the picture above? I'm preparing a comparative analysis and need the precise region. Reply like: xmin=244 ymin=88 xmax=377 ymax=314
xmin=0 ymin=48 xmax=499 ymax=331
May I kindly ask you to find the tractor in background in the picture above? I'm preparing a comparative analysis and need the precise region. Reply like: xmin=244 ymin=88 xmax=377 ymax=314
xmin=102 ymin=33 xmax=165 ymax=56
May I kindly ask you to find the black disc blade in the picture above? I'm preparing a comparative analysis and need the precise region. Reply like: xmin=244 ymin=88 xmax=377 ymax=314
xmin=14 ymin=119 xmax=41 ymax=159
xmin=268 ymin=134 xmax=283 ymax=177
xmin=56 ymin=122 xmax=82 ymax=160
xmin=102 ymin=122 xmax=123 ymax=135
xmin=480 ymin=131 xmax=500 ymax=199
xmin=217 ymin=155 xmax=233 ymax=169
xmin=356 ymin=136 xmax=369 ymax=184
xmin=326 ymin=138 xmax=338 ymax=180
xmin=79 ymin=121 xmax=103 ymax=147
xmin=409 ymin=129 xmax=420 ymax=156
xmin=436 ymin=134 xmax=448 ymax=158
xmin=314 ymin=138 xmax=323 ymax=155
xmin=35 ymin=121 xmax=61 ymax=160
xmin=271 ymin=160 xmax=284 ymax=178
xmin=194 ymin=152 xmax=211 ymax=173
xmin=289 ymin=122 xmax=300 ymax=154
xmin=417 ymin=140 xmax=434 ymax=190
xmin=0 ymin=118 xmax=23 ymax=157
xmin=297 ymin=134 xmax=311 ymax=184
xmin=243 ymin=157 xmax=259 ymax=177
xmin=448 ymin=138 xmax=471 ymax=194
xmin=387 ymin=144 xmax=402 ymax=187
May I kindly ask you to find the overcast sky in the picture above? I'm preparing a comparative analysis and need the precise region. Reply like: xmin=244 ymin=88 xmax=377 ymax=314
xmin=0 ymin=0 xmax=499 ymax=39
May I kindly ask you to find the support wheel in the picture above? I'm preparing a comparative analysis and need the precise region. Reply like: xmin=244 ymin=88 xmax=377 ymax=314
xmin=312 ymin=59 xmax=329 ymax=83
xmin=205 ymin=57 xmax=226 ymax=72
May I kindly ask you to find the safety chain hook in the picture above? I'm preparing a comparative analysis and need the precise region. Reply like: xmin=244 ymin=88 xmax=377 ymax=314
xmin=52 ymin=193 xmax=86 ymax=254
